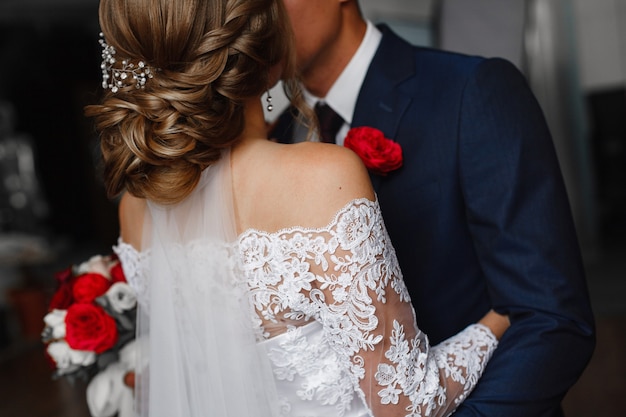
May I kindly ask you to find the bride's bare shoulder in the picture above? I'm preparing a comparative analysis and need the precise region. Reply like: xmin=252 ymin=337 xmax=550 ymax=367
xmin=277 ymin=141 xmax=375 ymax=212
xmin=119 ymin=192 xmax=146 ymax=250
xmin=232 ymin=140 xmax=376 ymax=232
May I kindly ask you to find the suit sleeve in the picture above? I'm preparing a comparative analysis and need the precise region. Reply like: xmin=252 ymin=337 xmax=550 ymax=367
xmin=453 ymin=58 xmax=595 ymax=416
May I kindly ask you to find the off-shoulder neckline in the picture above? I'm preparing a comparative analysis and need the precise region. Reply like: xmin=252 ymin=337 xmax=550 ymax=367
xmin=115 ymin=196 xmax=379 ymax=256
xmin=239 ymin=196 xmax=378 ymax=237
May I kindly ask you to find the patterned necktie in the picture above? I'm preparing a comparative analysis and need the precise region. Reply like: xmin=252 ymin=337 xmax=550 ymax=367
xmin=315 ymin=102 xmax=344 ymax=144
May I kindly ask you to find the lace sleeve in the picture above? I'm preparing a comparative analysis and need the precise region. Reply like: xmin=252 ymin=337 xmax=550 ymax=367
xmin=113 ymin=237 xmax=150 ymax=308
xmin=313 ymin=199 xmax=498 ymax=417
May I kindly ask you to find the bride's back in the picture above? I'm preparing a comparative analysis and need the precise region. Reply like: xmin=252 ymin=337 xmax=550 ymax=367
xmin=230 ymin=139 xmax=374 ymax=235
xmin=119 ymin=138 xmax=374 ymax=249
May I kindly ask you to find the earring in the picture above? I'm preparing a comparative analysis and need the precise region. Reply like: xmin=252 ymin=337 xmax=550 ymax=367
xmin=266 ymin=90 xmax=273 ymax=112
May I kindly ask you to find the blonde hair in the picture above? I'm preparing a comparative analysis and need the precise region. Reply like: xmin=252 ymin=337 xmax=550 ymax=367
xmin=86 ymin=0 xmax=304 ymax=204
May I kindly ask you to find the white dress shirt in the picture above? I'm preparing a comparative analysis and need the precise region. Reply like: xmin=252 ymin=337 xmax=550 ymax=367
xmin=301 ymin=21 xmax=382 ymax=145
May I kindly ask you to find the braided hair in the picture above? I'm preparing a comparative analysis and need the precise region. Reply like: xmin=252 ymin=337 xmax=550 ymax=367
xmin=86 ymin=0 xmax=304 ymax=204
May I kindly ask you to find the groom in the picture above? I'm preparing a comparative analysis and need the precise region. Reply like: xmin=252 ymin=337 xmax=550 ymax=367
xmin=272 ymin=0 xmax=595 ymax=415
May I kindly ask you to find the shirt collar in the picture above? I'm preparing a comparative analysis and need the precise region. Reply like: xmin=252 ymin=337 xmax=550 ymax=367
xmin=304 ymin=21 xmax=382 ymax=125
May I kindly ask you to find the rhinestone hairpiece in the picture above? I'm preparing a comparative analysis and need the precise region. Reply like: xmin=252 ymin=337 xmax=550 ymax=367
xmin=99 ymin=32 xmax=155 ymax=93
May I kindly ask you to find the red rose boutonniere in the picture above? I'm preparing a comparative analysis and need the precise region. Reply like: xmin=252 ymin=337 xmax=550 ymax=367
xmin=344 ymin=126 xmax=403 ymax=175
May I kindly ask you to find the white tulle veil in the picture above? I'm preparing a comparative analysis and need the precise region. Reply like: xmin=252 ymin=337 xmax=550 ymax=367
xmin=134 ymin=149 xmax=279 ymax=416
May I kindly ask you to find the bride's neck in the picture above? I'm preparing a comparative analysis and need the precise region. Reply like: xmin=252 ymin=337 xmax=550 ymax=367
xmin=237 ymin=96 xmax=269 ymax=146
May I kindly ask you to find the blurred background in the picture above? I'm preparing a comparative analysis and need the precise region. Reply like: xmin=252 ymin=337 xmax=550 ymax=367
xmin=0 ymin=0 xmax=624 ymax=415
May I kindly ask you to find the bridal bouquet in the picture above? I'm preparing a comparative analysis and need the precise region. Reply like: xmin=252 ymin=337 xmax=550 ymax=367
xmin=41 ymin=253 xmax=137 ymax=417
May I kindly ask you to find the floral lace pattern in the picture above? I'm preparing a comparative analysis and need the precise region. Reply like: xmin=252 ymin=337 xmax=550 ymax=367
xmin=115 ymin=198 xmax=498 ymax=417
xmin=238 ymin=198 xmax=497 ymax=417
xmin=265 ymin=323 xmax=362 ymax=416
xmin=113 ymin=238 xmax=150 ymax=308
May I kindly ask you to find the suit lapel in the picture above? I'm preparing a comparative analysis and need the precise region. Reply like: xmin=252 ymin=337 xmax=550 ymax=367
xmin=353 ymin=26 xmax=417 ymax=190
xmin=271 ymin=27 xmax=418 ymax=190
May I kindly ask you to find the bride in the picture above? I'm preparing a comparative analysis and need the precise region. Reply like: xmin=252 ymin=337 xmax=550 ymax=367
xmin=86 ymin=0 xmax=509 ymax=416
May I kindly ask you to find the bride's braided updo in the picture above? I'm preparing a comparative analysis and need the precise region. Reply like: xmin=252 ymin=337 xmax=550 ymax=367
xmin=86 ymin=0 xmax=301 ymax=204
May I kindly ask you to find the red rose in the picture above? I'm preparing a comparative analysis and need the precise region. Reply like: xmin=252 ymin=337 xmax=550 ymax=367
xmin=344 ymin=126 xmax=402 ymax=175
xmin=72 ymin=273 xmax=111 ymax=304
xmin=65 ymin=303 xmax=118 ymax=354
xmin=49 ymin=277 xmax=76 ymax=310
xmin=110 ymin=262 xmax=127 ymax=283
xmin=54 ymin=266 xmax=74 ymax=285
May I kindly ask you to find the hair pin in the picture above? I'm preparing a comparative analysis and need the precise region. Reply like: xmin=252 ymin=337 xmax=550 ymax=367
xmin=99 ymin=32 xmax=155 ymax=93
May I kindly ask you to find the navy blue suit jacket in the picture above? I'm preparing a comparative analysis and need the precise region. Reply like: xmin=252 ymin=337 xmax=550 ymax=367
xmin=273 ymin=26 xmax=595 ymax=416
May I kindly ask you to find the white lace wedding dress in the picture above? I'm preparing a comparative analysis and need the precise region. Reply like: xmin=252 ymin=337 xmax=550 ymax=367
xmin=113 ymin=151 xmax=497 ymax=417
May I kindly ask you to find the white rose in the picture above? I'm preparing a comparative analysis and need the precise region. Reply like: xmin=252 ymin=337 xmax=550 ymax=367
xmin=43 ymin=309 xmax=67 ymax=339
xmin=77 ymin=254 xmax=115 ymax=279
xmin=47 ymin=341 xmax=96 ymax=374
xmin=117 ymin=386 xmax=134 ymax=417
xmin=68 ymin=346 xmax=98 ymax=366
xmin=86 ymin=362 xmax=129 ymax=417
xmin=118 ymin=339 xmax=138 ymax=370
xmin=47 ymin=341 xmax=74 ymax=371
xmin=104 ymin=282 xmax=137 ymax=313
xmin=123 ymin=336 xmax=149 ymax=371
